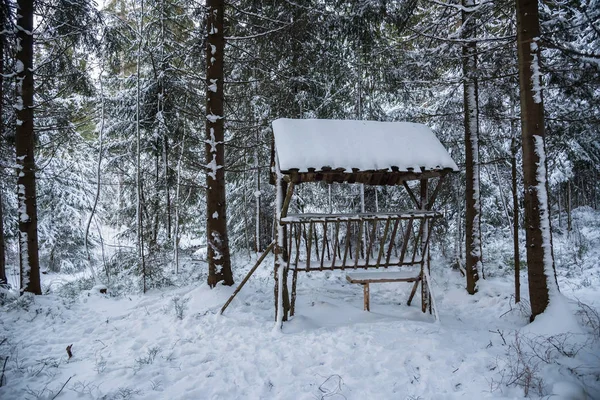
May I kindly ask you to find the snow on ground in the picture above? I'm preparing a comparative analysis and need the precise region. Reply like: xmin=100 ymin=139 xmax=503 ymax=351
xmin=1 ymin=209 xmax=599 ymax=400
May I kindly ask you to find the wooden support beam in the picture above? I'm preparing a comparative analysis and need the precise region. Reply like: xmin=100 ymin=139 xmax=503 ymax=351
xmin=280 ymin=181 xmax=295 ymax=218
xmin=290 ymin=270 xmax=298 ymax=316
xmin=407 ymin=275 xmax=420 ymax=306
xmin=403 ymin=181 xmax=421 ymax=208
xmin=426 ymin=175 xmax=446 ymax=210
xmin=221 ymin=241 xmax=275 ymax=315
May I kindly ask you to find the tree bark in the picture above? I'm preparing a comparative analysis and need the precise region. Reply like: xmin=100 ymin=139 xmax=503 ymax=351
xmin=206 ymin=0 xmax=233 ymax=287
xmin=15 ymin=0 xmax=41 ymax=294
xmin=463 ymin=1 xmax=482 ymax=294
xmin=515 ymin=0 xmax=558 ymax=320
xmin=0 ymin=193 xmax=6 ymax=285
xmin=511 ymin=133 xmax=520 ymax=303
xmin=136 ymin=0 xmax=146 ymax=293
xmin=567 ymin=180 xmax=572 ymax=232
xmin=0 ymin=3 xmax=6 ymax=285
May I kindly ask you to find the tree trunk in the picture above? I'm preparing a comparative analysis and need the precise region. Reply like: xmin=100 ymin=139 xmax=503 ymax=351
xmin=85 ymin=68 xmax=106 ymax=285
xmin=254 ymin=146 xmax=261 ymax=253
xmin=0 ymin=4 xmax=6 ymax=285
xmin=15 ymin=0 xmax=41 ymax=295
xmin=136 ymin=0 xmax=146 ymax=292
xmin=463 ymin=1 xmax=482 ymax=294
xmin=0 ymin=193 xmax=6 ymax=285
xmin=511 ymin=133 xmax=520 ymax=303
xmin=206 ymin=0 xmax=233 ymax=287
xmin=515 ymin=0 xmax=558 ymax=320
xmin=567 ymin=180 xmax=572 ymax=232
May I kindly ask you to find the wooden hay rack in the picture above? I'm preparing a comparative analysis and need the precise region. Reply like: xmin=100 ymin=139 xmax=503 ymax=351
xmin=221 ymin=119 xmax=458 ymax=325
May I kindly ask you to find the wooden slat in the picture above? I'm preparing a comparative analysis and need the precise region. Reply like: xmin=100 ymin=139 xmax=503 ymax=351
xmin=286 ymin=225 xmax=293 ymax=271
xmin=399 ymin=217 xmax=413 ymax=264
xmin=341 ymin=220 xmax=352 ymax=268
xmin=293 ymin=224 xmax=301 ymax=268
xmin=306 ymin=222 xmax=313 ymax=270
xmin=346 ymin=271 xmax=420 ymax=284
xmin=294 ymin=261 xmax=420 ymax=272
xmin=364 ymin=219 xmax=378 ymax=266
xmin=320 ymin=221 xmax=328 ymax=269
xmin=376 ymin=217 xmax=392 ymax=268
xmin=411 ymin=221 xmax=425 ymax=264
xmin=281 ymin=210 xmax=439 ymax=224
xmin=354 ymin=219 xmax=364 ymax=268
xmin=313 ymin=222 xmax=320 ymax=261
xmin=385 ymin=218 xmax=401 ymax=266
xmin=331 ymin=220 xmax=341 ymax=268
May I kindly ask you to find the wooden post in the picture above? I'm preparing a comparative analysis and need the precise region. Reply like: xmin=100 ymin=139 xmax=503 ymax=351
xmin=306 ymin=222 xmax=313 ymax=269
xmin=420 ymin=178 xmax=431 ymax=313
xmin=363 ymin=283 xmax=370 ymax=311
xmin=274 ymin=176 xmax=291 ymax=322
xmin=290 ymin=269 xmax=298 ymax=316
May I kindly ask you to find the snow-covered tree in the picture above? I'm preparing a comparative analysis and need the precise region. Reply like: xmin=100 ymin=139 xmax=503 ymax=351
xmin=515 ymin=0 xmax=559 ymax=320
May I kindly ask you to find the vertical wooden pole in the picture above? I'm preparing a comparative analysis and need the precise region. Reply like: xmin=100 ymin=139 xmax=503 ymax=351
xmin=290 ymin=270 xmax=298 ymax=316
xmin=420 ymin=179 xmax=431 ymax=313
xmin=320 ymin=221 xmax=328 ymax=269
xmin=306 ymin=222 xmax=313 ymax=269
xmin=365 ymin=219 xmax=378 ymax=266
xmin=342 ymin=220 xmax=352 ymax=268
xmin=331 ymin=220 xmax=341 ymax=268
xmin=399 ymin=218 xmax=413 ymax=265
xmin=385 ymin=219 xmax=400 ymax=266
xmin=355 ymin=219 xmax=364 ymax=267
xmin=376 ymin=217 xmax=392 ymax=268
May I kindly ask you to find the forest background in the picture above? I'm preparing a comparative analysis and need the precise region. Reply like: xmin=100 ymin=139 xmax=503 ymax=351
xmin=0 ymin=0 xmax=598 ymax=302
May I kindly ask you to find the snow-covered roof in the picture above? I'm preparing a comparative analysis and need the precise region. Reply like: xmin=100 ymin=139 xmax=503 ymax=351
xmin=272 ymin=119 xmax=459 ymax=178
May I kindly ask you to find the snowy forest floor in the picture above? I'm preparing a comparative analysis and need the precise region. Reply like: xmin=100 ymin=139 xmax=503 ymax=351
xmin=1 ymin=208 xmax=600 ymax=400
